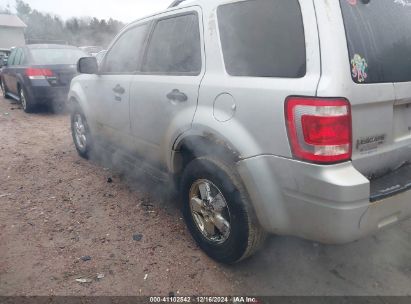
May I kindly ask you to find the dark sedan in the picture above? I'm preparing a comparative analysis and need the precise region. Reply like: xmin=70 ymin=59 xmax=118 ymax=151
xmin=0 ymin=44 xmax=88 ymax=113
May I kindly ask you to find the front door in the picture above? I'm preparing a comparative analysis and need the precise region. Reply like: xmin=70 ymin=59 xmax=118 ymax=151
xmin=89 ymin=22 xmax=151 ymax=150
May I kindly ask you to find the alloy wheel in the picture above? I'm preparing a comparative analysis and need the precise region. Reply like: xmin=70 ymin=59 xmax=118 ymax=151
xmin=20 ymin=89 xmax=27 ymax=110
xmin=73 ymin=113 xmax=87 ymax=151
xmin=189 ymin=179 xmax=231 ymax=244
xmin=0 ymin=80 xmax=5 ymax=97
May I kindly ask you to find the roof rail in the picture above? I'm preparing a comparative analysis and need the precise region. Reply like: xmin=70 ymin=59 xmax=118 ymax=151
xmin=168 ymin=0 xmax=187 ymax=8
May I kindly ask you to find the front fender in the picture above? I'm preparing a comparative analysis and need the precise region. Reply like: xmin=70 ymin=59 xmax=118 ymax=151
xmin=68 ymin=76 xmax=91 ymax=117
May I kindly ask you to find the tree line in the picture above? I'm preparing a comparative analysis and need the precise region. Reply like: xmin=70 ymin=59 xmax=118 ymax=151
xmin=0 ymin=0 xmax=125 ymax=48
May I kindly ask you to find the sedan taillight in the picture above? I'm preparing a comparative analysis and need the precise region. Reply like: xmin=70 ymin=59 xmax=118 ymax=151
xmin=285 ymin=97 xmax=352 ymax=164
xmin=25 ymin=68 xmax=54 ymax=80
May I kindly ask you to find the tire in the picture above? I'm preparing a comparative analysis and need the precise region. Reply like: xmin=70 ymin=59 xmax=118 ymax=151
xmin=1 ymin=78 xmax=10 ymax=99
xmin=71 ymin=104 xmax=93 ymax=159
xmin=181 ymin=156 xmax=266 ymax=264
xmin=19 ymin=86 xmax=35 ymax=113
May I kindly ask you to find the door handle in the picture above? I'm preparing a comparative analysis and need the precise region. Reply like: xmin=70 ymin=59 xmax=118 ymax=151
xmin=167 ymin=89 xmax=188 ymax=103
xmin=113 ymin=84 xmax=125 ymax=95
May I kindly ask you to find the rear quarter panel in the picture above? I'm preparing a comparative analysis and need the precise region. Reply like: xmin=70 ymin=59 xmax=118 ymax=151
xmin=184 ymin=0 xmax=321 ymax=161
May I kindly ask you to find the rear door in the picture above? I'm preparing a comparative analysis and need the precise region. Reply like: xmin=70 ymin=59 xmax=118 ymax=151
xmin=129 ymin=7 xmax=204 ymax=165
xmin=338 ymin=0 xmax=411 ymax=178
xmin=9 ymin=48 xmax=23 ymax=94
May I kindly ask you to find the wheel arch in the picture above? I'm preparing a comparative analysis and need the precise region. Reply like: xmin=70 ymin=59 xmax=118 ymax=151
xmin=0 ymin=75 xmax=7 ymax=92
xmin=168 ymin=126 xmax=265 ymax=225
xmin=168 ymin=119 xmax=263 ymax=176
xmin=68 ymin=81 xmax=90 ymax=117
xmin=16 ymin=73 xmax=27 ymax=92
xmin=170 ymin=132 xmax=241 ymax=177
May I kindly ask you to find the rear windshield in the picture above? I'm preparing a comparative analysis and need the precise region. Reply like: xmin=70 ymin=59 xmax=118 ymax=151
xmin=217 ymin=0 xmax=306 ymax=78
xmin=340 ymin=0 xmax=411 ymax=84
xmin=30 ymin=48 xmax=87 ymax=65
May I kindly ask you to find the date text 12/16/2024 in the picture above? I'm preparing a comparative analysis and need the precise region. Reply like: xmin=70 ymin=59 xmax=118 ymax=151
xmin=149 ymin=297 xmax=260 ymax=303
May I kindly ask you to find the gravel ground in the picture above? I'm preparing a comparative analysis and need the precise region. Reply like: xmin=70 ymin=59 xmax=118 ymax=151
xmin=1 ymin=96 xmax=411 ymax=296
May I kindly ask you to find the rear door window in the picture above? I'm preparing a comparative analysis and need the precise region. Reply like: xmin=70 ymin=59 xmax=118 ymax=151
xmin=217 ymin=0 xmax=306 ymax=78
xmin=142 ymin=13 xmax=202 ymax=75
xmin=340 ymin=0 xmax=411 ymax=83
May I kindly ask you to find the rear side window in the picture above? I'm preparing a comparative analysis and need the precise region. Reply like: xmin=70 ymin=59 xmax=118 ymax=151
xmin=20 ymin=50 xmax=26 ymax=65
xmin=340 ymin=0 xmax=411 ymax=83
xmin=13 ymin=49 xmax=22 ymax=66
xmin=142 ymin=13 xmax=202 ymax=75
xmin=7 ymin=50 xmax=16 ymax=66
xmin=217 ymin=0 xmax=306 ymax=78
xmin=102 ymin=23 xmax=149 ymax=74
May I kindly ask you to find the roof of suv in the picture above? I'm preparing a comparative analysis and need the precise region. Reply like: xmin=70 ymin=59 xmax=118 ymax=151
xmin=164 ymin=0 xmax=246 ymax=15
xmin=126 ymin=0 xmax=213 ymax=27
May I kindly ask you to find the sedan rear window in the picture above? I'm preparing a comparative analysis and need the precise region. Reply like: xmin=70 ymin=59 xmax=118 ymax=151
xmin=217 ymin=0 xmax=306 ymax=78
xmin=340 ymin=0 xmax=411 ymax=83
xmin=30 ymin=48 xmax=87 ymax=65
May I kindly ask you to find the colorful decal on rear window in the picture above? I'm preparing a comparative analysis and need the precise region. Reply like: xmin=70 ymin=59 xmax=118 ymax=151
xmin=346 ymin=0 xmax=357 ymax=5
xmin=351 ymin=54 xmax=368 ymax=83
xmin=394 ymin=0 xmax=411 ymax=7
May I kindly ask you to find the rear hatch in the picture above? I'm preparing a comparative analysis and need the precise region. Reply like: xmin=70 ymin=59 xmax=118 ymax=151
xmin=338 ymin=0 xmax=411 ymax=181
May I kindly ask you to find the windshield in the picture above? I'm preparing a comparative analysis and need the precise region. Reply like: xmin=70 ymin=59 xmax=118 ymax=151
xmin=30 ymin=48 xmax=87 ymax=65
xmin=340 ymin=0 xmax=411 ymax=83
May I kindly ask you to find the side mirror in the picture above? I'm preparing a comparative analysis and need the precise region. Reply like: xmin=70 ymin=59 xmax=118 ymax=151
xmin=77 ymin=57 xmax=98 ymax=74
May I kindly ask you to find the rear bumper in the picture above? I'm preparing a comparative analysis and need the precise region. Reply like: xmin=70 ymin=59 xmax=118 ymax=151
xmin=237 ymin=155 xmax=411 ymax=244
xmin=25 ymin=80 xmax=69 ymax=104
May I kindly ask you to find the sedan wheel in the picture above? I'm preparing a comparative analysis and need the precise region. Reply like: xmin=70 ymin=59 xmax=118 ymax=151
xmin=1 ymin=79 xmax=7 ymax=98
xmin=20 ymin=89 xmax=27 ymax=110
xmin=19 ymin=87 xmax=34 ymax=113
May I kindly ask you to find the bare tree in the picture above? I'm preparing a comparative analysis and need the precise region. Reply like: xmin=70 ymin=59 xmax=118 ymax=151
xmin=15 ymin=0 xmax=124 ymax=47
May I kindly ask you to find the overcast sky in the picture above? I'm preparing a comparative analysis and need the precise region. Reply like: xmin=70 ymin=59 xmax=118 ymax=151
xmin=0 ymin=0 xmax=174 ymax=23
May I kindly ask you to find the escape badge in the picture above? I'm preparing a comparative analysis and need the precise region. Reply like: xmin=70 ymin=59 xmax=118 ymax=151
xmin=356 ymin=134 xmax=386 ymax=153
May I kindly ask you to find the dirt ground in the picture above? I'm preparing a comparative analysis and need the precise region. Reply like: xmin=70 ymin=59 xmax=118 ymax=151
xmin=1 ymin=96 xmax=411 ymax=297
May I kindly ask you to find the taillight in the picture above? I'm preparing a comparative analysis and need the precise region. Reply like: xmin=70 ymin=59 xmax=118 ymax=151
xmin=285 ymin=97 xmax=352 ymax=164
xmin=25 ymin=68 xmax=54 ymax=80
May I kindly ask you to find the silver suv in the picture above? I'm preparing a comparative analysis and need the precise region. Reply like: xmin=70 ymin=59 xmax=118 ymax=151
xmin=69 ymin=0 xmax=411 ymax=264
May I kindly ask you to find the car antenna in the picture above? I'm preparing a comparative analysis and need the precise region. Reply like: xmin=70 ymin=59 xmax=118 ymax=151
xmin=168 ymin=0 xmax=187 ymax=8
